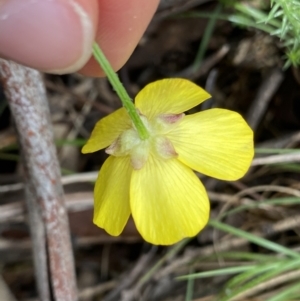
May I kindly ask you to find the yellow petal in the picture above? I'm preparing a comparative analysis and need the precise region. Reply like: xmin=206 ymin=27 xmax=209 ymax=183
xmin=93 ymin=156 xmax=132 ymax=236
xmin=167 ymin=109 xmax=254 ymax=181
xmin=130 ymin=155 xmax=210 ymax=245
xmin=82 ymin=108 xmax=131 ymax=153
xmin=135 ymin=79 xmax=211 ymax=120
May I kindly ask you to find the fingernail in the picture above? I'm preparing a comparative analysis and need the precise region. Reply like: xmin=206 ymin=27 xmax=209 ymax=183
xmin=0 ymin=0 xmax=94 ymax=73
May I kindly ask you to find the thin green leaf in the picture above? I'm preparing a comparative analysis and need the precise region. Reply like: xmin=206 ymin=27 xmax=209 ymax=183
xmin=205 ymin=251 xmax=275 ymax=262
xmin=267 ymin=282 xmax=300 ymax=301
xmin=209 ymin=220 xmax=300 ymax=259
xmin=272 ymin=163 xmax=300 ymax=173
xmin=185 ymin=268 xmax=195 ymax=301
xmin=177 ymin=265 xmax=257 ymax=280
xmin=193 ymin=3 xmax=223 ymax=67
xmin=224 ymin=260 xmax=285 ymax=289
xmin=255 ymin=148 xmax=300 ymax=154
xmin=220 ymin=258 xmax=300 ymax=301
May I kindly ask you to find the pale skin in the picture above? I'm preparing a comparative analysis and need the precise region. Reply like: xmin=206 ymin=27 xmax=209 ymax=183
xmin=0 ymin=0 xmax=160 ymax=76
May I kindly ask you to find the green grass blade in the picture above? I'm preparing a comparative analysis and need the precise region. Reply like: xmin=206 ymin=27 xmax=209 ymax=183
xmin=193 ymin=3 xmax=223 ymax=67
xmin=209 ymin=220 xmax=300 ymax=259
xmin=255 ymin=148 xmax=300 ymax=154
xmin=177 ymin=265 xmax=257 ymax=280
xmin=272 ymin=163 xmax=300 ymax=173
xmin=204 ymin=251 xmax=276 ymax=262
xmin=220 ymin=197 xmax=300 ymax=218
xmin=185 ymin=268 xmax=195 ymax=301
xmin=220 ymin=258 xmax=300 ymax=301
xmin=55 ymin=138 xmax=87 ymax=147
xmin=224 ymin=260 xmax=285 ymax=289
xmin=267 ymin=282 xmax=300 ymax=301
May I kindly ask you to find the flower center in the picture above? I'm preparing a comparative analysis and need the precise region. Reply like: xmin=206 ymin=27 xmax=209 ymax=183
xmin=106 ymin=113 xmax=184 ymax=170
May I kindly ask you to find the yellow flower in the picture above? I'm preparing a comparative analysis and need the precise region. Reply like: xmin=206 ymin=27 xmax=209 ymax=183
xmin=82 ymin=78 xmax=254 ymax=245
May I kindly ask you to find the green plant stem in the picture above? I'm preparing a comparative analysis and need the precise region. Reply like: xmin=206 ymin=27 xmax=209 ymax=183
xmin=92 ymin=43 xmax=149 ymax=140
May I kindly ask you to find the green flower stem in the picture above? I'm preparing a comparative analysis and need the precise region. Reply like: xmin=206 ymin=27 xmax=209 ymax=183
xmin=92 ymin=43 xmax=149 ymax=140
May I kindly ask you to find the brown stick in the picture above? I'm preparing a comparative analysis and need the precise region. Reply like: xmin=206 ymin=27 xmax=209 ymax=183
xmin=246 ymin=68 xmax=283 ymax=131
xmin=24 ymin=181 xmax=50 ymax=301
xmin=0 ymin=60 xmax=78 ymax=301
xmin=0 ymin=275 xmax=17 ymax=301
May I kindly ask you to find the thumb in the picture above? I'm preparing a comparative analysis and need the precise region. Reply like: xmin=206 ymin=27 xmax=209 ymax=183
xmin=0 ymin=0 xmax=98 ymax=73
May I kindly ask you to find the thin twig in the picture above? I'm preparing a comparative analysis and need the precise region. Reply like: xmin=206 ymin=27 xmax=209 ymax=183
xmin=252 ymin=152 xmax=300 ymax=166
xmin=234 ymin=185 xmax=300 ymax=198
xmin=231 ymin=269 xmax=300 ymax=301
xmin=0 ymin=190 xmax=253 ymax=224
xmin=103 ymin=247 xmax=157 ymax=301
xmin=59 ymin=87 xmax=97 ymax=169
xmin=175 ymin=44 xmax=230 ymax=79
xmin=24 ymin=181 xmax=50 ymax=301
xmin=79 ymin=280 xmax=116 ymax=300
xmin=1 ymin=183 xmax=299 ymax=229
xmin=0 ymin=191 xmax=94 ymax=223
xmin=0 ymin=60 xmax=78 ymax=301
xmin=0 ymin=234 xmax=141 ymax=254
xmin=0 ymin=275 xmax=17 ymax=301
xmin=257 ymin=131 xmax=300 ymax=149
xmin=0 ymin=182 xmax=23 ymax=193
xmin=45 ymin=78 xmax=113 ymax=114
xmin=155 ymin=213 xmax=300 ymax=279
xmin=246 ymin=68 xmax=284 ymax=130
xmin=0 ymin=171 xmax=98 ymax=193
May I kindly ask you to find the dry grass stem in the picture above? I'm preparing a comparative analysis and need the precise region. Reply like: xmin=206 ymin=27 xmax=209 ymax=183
xmin=252 ymin=153 xmax=300 ymax=166
xmin=230 ymin=269 xmax=300 ymax=301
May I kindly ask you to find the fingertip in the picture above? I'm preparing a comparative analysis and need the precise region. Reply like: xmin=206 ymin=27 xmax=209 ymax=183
xmin=79 ymin=0 xmax=159 ymax=77
xmin=0 ymin=0 xmax=98 ymax=73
